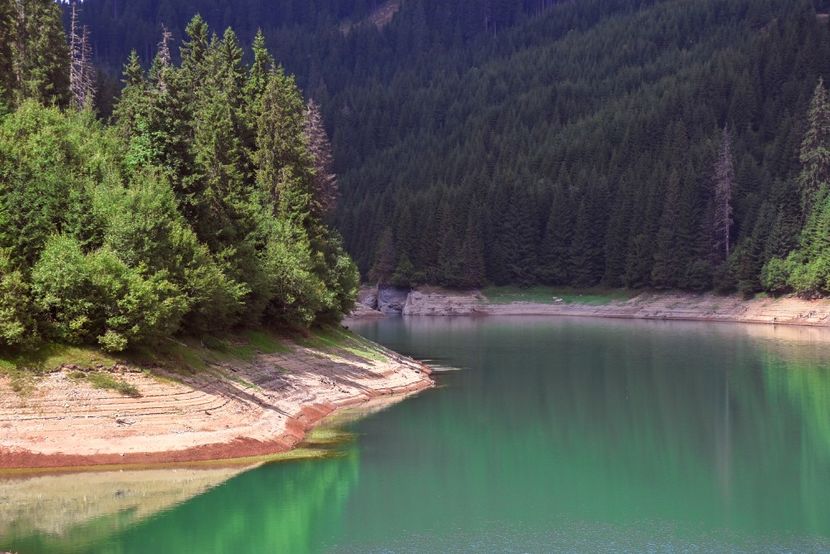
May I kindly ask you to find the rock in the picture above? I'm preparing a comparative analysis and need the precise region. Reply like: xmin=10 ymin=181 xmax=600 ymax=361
xmin=377 ymin=286 xmax=410 ymax=314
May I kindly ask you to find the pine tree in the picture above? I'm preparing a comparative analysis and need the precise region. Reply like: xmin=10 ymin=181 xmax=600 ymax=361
xmin=368 ymin=228 xmax=396 ymax=284
xmin=713 ymin=126 xmax=735 ymax=263
xmin=113 ymin=50 xmax=146 ymax=138
xmin=12 ymin=0 xmax=70 ymax=107
xmin=460 ymin=214 xmax=486 ymax=288
xmin=0 ymin=0 xmax=16 ymax=107
xmin=798 ymin=79 xmax=830 ymax=216
xmin=304 ymin=99 xmax=338 ymax=217
xmin=651 ymin=171 xmax=683 ymax=289
xmin=180 ymin=15 xmax=209 ymax=82
xmin=255 ymin=69 xmax=311 ymax=207
xmin=537 ymin=187 xmax=573 ymax=285
xmin=245 ymin=29 xmax=273 ymax=106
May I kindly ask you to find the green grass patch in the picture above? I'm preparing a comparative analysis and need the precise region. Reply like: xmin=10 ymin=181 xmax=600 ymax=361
xmin=0 ymin=343 xmax=121 ymax=395
xmin=128 ymin=329 xmax=290 ymax=375
xmin=482 ymin=286 xmax=636 ymax=306
xmin=68 ymin=370 xmax=141 ymax=397
xmin=301 ymin=326 xmax=389 ymax=363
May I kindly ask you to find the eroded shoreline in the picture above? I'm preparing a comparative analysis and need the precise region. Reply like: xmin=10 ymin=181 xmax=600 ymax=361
xmin=357 ymin=286 xmax=830 ymax=327
xmin=0 ymin=334 xmax=433 ymax=471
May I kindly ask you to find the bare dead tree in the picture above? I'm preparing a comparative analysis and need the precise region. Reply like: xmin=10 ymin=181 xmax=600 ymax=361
xmin=155 ymin=24 xmax=173 ymax=92
xmin=81 ymin=24 xmax=95 ymax=106
xmin=68 ymin=0 xmax=83 ymax=108
xmin=713 ymin=125 xmax=735 ymax=262
xmin=304 ymin=98 xmax=338 ymax=216
xmin=68 ymin=1 xmax=95 ymax=110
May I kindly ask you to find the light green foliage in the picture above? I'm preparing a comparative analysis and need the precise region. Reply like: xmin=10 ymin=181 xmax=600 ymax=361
xmin=764 ymin=81 xmax=830 ymax=297
xmin=0 ymin=17 xmax=358 ymax=361
xmin=0 ymin=102 xmax=113 ymax=267
xmin=0 ymin=253 xmax=36 ymax=348
xmin=30 ymin=236 xmax=188 ymax=351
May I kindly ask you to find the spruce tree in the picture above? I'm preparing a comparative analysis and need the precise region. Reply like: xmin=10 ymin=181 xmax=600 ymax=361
xmin=713 ymin=126 xmax=735 ymax=263
xmin=13 ymin=0 xmax=70 ymax=107
xmin=304 ymin=99 xmax=338 ymax=217
xmin=798 ymin=79 xmax=830 ymax=216
xmin=0 ymin=0 xmax=16 ymax=107
xmin=537 ymin=187 xmax=573 ymax=285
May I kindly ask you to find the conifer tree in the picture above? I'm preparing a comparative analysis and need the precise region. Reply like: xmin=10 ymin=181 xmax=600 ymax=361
xmin=460 ymin=214 xmax=486 ymax=288
xmin=255 ymin=69 xmax=311 ymax=206
xmin=180 ymin=15 xmax=209 ymax=82
xmin=0 ymin=0 xmax=16 ymax=107
xmin=651 ymin=171 xmax=683 ymax=288
xmin=368 ymin=228 xmax=396 ymax=284
xmin=304 ymin=98 xmax=338 ymax=217
xmin=12 ymin=0 xmax=70 ymax=107
xmin=798 ymin=79 xmax=830 ymax=216
xmin=537 ymin=187 xmax=573 ymax=285
xmin=713 ymin=126 xmax=735 ymax=263
xmin=245 ymin=29 xmax=273 ymax=105
xmin=69 ymin=2 xmax=95 ymax=110
xmin=113 ymin=50 xmax=146 ymax=140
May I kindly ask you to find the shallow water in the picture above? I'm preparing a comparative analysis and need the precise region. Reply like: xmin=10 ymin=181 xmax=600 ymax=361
xmin=4 ymin=316 xmax=830 ymax=553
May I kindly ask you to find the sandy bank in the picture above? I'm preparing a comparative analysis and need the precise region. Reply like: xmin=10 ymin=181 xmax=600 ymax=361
xmin=0 ymin=335 xmax=432 ymax=470
xmin=354 ymin=286 xmax=830 ymax=327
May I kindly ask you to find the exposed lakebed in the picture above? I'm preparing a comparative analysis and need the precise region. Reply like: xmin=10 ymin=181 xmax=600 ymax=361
xmin=4 ymin=316 xmax=830 ymax=552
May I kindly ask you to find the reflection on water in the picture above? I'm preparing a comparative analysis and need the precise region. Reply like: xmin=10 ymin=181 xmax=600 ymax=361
xmin=4 ymin=317 xmax=830 ymax=553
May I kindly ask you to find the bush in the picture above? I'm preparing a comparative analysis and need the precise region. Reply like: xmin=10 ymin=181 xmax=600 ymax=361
xmin=761 ymin=257 xmax=791 ymax=294
xmin=31 ymin=236 xmax=189 ymax=351
xmin=0 ymin=253 xmax=38 ymax=349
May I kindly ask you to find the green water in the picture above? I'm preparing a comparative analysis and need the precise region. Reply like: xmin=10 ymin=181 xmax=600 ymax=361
xmin=5 ymin=316 xmax=830 ymax=553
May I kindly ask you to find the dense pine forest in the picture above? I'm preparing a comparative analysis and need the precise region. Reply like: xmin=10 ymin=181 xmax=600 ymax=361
xmin=0 ymin=1 xmax=357 ymax=353
xmin=71 ymin=0 xmax=830 ymax=298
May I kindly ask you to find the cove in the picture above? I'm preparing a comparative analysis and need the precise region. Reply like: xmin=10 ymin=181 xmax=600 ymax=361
xmin=4 ymin=316 xmax=830 ymax=553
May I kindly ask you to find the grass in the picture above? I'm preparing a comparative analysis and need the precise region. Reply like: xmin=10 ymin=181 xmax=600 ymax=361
xmin=0 ymin=326 xmax=388 ymax=395
xmin=482 ymin=286 xmax=637 ymax=306
xmin=300 ymin=326 xmax=389 ymax=363
xmin=68 ymin=370 xmax=141 ymax=397
xmin=128 ymin=329 xmax=290 ymax=375
xmin=0 ymin=343 xmax=120 ymax=394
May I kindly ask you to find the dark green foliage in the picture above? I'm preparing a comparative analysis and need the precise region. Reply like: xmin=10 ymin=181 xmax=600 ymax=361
xmin=9 ymin=0 xmax=70 ymax=107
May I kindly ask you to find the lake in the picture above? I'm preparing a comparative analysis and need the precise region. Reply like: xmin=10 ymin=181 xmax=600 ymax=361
xmin=3 ymin=316 xmax=830 ymax=553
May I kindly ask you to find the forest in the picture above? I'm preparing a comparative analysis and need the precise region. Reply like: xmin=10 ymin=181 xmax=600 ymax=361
xmin=0 ymin=1 xmax=357 ymax=353
xmin=70 ymin=0 xmax=830 ymax=298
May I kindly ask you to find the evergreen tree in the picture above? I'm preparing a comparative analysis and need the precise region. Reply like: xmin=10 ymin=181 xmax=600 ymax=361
xmin=0 ymin=0 xmax=16 ymax=108
xmin=651 ymin=171 xmax=683 ymax=289
xmin=537 ymin=187 xmax=573 ymax=285
xmin=12 ymin=0 xmax=70 ymax=107
xmin=798 ymin=79 xmax=830 ymax=216
xmin=304 ymin=99 xmax=338 ymax=217
xmin=713 ymin=126 xmax=736 ymax=263
xmin=368 ymin=227 xmax=396 ymax=284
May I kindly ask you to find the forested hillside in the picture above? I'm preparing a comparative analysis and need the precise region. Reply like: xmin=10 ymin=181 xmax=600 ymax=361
xmin=37 ymin=0 xmax=830 ymax=298
xmin=0 ymin=2 xmax=356 ymax=353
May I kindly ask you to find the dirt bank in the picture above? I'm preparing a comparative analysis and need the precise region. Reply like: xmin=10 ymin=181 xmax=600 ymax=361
xmin=353 ymin=286 xmax=830 ymax=327
xmin=0 ymin=333 xmax=433 ymax=470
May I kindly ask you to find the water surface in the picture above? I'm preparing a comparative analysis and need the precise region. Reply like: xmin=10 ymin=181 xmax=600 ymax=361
xmin=4 ymin=316 xmax=830 ymax=552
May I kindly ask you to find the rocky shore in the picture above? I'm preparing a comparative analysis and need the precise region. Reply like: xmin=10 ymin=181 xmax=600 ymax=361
xmin=355 ymin=286 xmax=830 ymax=327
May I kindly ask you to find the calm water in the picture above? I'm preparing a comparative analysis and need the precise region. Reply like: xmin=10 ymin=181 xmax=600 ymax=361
xmin=4 ymin=316 xmax=830 ymax=553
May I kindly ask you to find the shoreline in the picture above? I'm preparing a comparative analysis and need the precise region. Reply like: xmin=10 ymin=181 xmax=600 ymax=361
xmin=356 ymin=287 xmax=830 ymax=328
xmin=0 ymin=332 xmax=433 ymax=471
